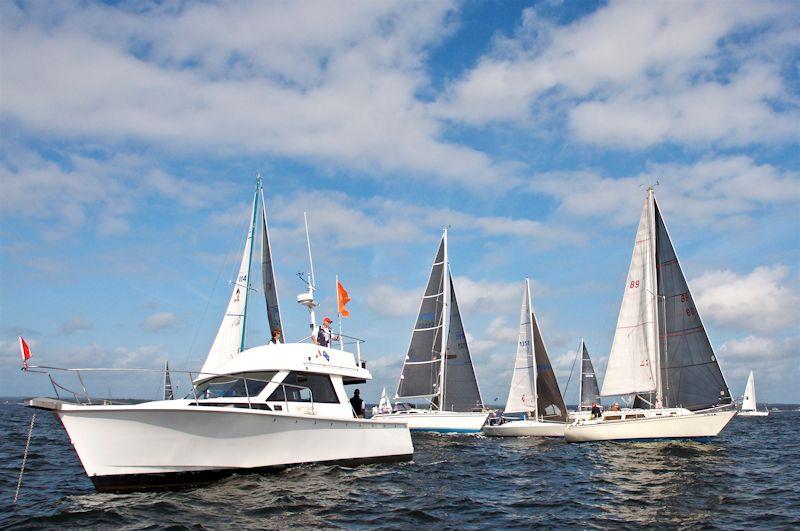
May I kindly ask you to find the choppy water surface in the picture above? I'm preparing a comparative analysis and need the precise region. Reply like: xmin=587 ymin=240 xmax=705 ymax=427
xmin=1 ymin=404 xmax=798 ymax=528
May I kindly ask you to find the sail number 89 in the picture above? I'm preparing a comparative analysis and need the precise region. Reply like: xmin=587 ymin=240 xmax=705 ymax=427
xmin=629 ymin=280 xmax=640 ymax=289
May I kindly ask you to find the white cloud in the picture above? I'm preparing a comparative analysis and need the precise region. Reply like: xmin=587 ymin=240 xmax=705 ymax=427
xmin=141 ymin=312 xmax=178 ymax=332
xmin=435 ymin=1 xmax=800 ymax=148
xmin=692 ymin=265 xmax=800 ymax=334
xmin=365 ymin=285 xmax=421 ymax=318
xmin=58 ymin=317 xmax=93 ymax=336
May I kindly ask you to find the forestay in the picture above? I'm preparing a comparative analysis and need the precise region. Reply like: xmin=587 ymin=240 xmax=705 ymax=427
xmin=579 ymin=341 xmax=601 ymax=409
xmin=260 ymin=185 xmax=283 ymax=339
xmin=442 ymin=275 xmax=484 ymax=412
xmin=601 ymin=195 xmax=659 ymax=397
xmin=655 ymin=200 xmax=732 ymax=410
xmin=396 ymin=236 xmax=445 ymax=400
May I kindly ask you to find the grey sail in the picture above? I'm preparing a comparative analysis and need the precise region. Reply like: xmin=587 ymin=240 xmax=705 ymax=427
xmin=260 ymin=190 xmax=283 ymax=339
xmin=579 ymin=342 xmax=601 ymax=409
xmin=397 ymin=236 xmax=445 ymax=400
xmin=163 ymin=361 xmax=174 ymax=401
xmin=654 ymin=199 xmax=732 ymax=410
xmin=442 ymin=273 xmax=484 ymax=412
xmin=531 ymin=305 xmax=568 ymax=421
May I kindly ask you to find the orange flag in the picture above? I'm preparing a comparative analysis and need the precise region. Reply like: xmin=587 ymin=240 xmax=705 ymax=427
xmin=337 ymin=279 xmax=351 ymax=318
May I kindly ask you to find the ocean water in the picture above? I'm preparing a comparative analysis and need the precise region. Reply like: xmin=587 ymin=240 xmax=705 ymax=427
xmin=1 ymin=404 xmax=798 ymax=528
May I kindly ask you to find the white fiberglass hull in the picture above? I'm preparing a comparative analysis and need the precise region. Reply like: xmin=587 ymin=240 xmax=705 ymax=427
xmin=738 ymin=410 xmax=769 ymax=417
xmin=30 ymin=398 xmax=413 ymax=491
xmin=482 ymin=419 xmax=565 ymax=437
xmin=564 ymin=407 xmax=736 ymax=443
xmin=372 ymin=410 xmax=489 ymax=434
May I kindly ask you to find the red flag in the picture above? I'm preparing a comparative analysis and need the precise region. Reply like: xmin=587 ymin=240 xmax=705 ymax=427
xmin=19 ymin=336 xmax=31 ymax=369
xmin=337 ymin=280 xmax=351 ymax=318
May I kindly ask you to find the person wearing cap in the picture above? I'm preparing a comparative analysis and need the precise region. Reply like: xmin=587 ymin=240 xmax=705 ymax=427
xmin=316 ymin=317 xmax=338 ymax=347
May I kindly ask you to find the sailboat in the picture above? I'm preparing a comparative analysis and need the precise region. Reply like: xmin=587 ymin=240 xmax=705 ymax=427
xmin=26 ymin=175 xmax=413 ymax=491
xmin=163 ymin=361 xmax=174 ymax=400
xmin=567 ymin=339 xmax=601 ymax=421
xmin=738 ymin=371 xmax=769 ymax=417
xmin=372 ymin=228 xmax=489 ymax=433
xmin=564 ymin=187 xmax=736 ymax=443
xmin=483 ymin=279 xmax=567 ymax=437
xmin=372 ymin=387 xmax=393 ymax=416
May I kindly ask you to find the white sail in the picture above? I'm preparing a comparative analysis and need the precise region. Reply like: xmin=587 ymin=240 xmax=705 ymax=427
xmin=601 ymin=194 xmax=659 ymax=397
xmin=200 ymin=184 xmax=259 ymax=376
xmin=377 ymin=387 xmax=393 ymax=414
xmin=741 ymin=371 xmax=757 ymax=411
xmin=505 ymin=280 xmax=537 ymax=415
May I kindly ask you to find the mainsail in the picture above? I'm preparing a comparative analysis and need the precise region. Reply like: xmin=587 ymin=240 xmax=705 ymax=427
xmin=200 ymin=182 xmax=259 ymax=376
xmin=741 ymin=371 xmax=757 ymax=411
xmin=163 ymin=361 xmax=174 ymax=400
xmin=260 ymin=183 xmax=283 ymax=339
xmin=601 ymin=194 xmax=659 ymax=397
xmin=396 ymin=235 xmax=446 ymax=401
xmin=579 ymin=340 xmax=601 ymax=410
xmin=442 ymin=274 xmax=484 ymax=411
xmin=504 ymin=279 xmax=566 ymax=421
xmin=654 ymin=199 xmax=732 ymax=410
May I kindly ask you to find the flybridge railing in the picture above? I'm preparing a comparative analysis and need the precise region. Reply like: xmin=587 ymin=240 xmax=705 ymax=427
xmin=297 ymin=334 xmax=366 ymax=368
xmin=24 ymin=365 xmax=315 ymax=413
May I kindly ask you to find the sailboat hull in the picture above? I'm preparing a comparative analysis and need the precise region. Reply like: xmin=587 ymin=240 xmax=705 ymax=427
xmin=372 ymin=410 xmax=489 ymax=434
xmin=482 ymin=419 xmax=565 ymax=437
xmin=564 ymin=407 xmax=736 ymax=443
xmin=30 ymin=399 xmax=413 ymax=492
xmin=738 ymin=410 xmax=769 ymax=417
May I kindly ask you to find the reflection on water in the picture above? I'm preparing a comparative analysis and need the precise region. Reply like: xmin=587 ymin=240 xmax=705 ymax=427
xmin=1 ymin=406 xmax=798 ymax=528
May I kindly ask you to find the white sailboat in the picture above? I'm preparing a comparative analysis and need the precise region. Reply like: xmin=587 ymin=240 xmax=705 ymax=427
xmin=483 ymin=279 xmax=568 ymax=437
xmin=567 ymin=339 xmax=601 ymax=421
xmin=372 ymin=228 xmax=489 ymax=433
xmin=372 ymin=387 xmax=393 ymax=416
xmin=564 ymin=187 xmax=736 ymax=443
xmin=26 ymin=175 xmax=413 ymax=491
xmin=738 ymin=371 xmax=769 ymax=417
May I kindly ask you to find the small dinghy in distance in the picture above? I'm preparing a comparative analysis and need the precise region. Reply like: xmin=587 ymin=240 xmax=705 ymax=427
xmin=25 ymin=175 xmax=413 ymax=491
xmin=483 ymin=278 xmax=568 ymax=437
xmin=738 ymin=371 xmax=769 ymax=417
xmin=372 ymin=229 xmax=489 ymax=433
xmin=564 ymin=187 xmax=736 ymax=443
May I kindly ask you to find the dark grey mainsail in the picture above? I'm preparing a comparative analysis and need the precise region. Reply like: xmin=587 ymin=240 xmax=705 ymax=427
xmin=163 ymin=361 xmax=174 ymax=401
xmin=442 ymin=274 xmax=484 ymax=412
xmin=396 ymin=236 xmax=445 ymax=401
xmin=260 ymin=187 xmax=283 ymax=339
xmin=531 ymin=305 xmax=568 ymax=421
xmin=654 ymin=200 xmax=732 ymax=410
xmin=579 ymin=341 xmax=601 ymax=410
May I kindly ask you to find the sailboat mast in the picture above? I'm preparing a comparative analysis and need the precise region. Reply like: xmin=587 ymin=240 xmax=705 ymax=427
xmin=526 ymin=278 xmax=538 ymax=420
xmin=647 ymin=187 xmax=663 ymax=407
xmin=438 ymin=227 xmax=449 ymax=411
xmin=239 ymin=177 xmax=261 ymax=352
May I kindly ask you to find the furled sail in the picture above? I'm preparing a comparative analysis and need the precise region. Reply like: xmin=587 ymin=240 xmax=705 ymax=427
xmin=579 ymin=341 xmax=601 ymax=410
xmin=396 ymin=235 xmax=446 ymax=400
xmin=530 ymin=289 xmax=567 ymax=421
xmin=655 ymin=198 xmax=732 ymax=410
xmin=741 ymin=371 xmax=756 ymax=411
xmin=200 ymin=184 xmax=259 ymax=376
xmin=442 ymin=274 xmax=484 ymax=412
xmin=601 ymin=195 xmax=659 ymax=397
xmin=504 ymin=280 xmax=537 ymax=414
xmin=260 ymin=184 xmax=283 ymax=340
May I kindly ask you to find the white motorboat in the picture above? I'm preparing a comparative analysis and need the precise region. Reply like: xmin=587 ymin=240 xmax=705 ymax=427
xmin=483 ymin=279 xmax=568 ymax=438
xmin=564 ymin=187 xmax=736 ymax=443
xmin=738 ymin=371 xmax=769 ymax=417
xmin=25 ymin=176 xmax=413 ymax=491
xmin=372 ymin=229 xmax=489 ymax=433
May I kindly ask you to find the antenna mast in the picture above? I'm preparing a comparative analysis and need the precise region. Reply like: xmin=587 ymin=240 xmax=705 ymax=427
xmin=297 ymin=211 xmax=318 ymax=335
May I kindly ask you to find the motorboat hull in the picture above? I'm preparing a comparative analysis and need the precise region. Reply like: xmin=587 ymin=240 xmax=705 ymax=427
xmin=738 ymin=410 xmax=769 ymax=417
xmin=372 ymin=410 xmax=489 ymax=434
xmin=564 ymin=407 xmax=736 ymax=443
xmin=482 ymin=419 xmax=565 ymax=437
xmin=29 ymin=398 xmax=413 ymax=492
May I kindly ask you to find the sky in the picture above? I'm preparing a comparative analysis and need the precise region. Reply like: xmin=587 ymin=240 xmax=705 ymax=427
xmin=1 ymin=0 xmax=798 ymax=405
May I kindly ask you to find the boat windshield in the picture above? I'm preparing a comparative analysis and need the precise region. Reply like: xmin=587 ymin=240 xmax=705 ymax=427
xmin=188 ymin=371 xmax=278 ymax=399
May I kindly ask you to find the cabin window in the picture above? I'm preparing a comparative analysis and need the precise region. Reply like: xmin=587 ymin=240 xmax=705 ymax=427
xmin=191 ymin=371 xmax=278 ymax=399
xmin=604 ymin=415 xmax=622 ymax=421
xmin=266 ymin=372 xmax=339 ymax=404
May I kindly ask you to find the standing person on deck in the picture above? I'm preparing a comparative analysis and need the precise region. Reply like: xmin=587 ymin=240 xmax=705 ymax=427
xmin=350 ymin=389 xmax=365 ymax=418
xmin=316 ymin=317 xmax=338 ymax=347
